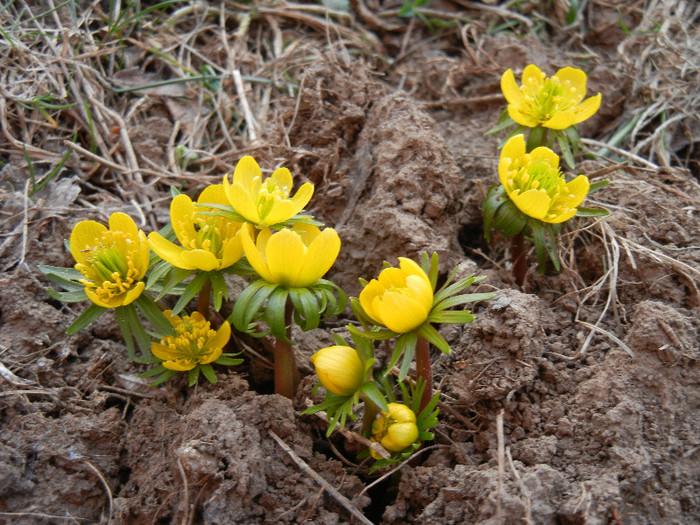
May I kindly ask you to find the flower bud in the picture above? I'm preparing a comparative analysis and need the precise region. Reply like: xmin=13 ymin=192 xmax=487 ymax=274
xmin=370 ymin=403 xmax=419 ymax=458
xmin=310 ymin=345 xmax=365 ymax=396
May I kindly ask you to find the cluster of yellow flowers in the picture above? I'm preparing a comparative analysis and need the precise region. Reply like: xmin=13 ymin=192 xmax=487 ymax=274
xmin=44 ymin=61 xmax=605 ymax=467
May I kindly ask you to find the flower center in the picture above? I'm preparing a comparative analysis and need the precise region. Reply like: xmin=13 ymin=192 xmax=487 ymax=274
xmin=507 ymin=157 xmax=563 ymax=200
xmin=257 ymin=178 xmax=290 ymax=221
xmin=181 ymin=210 xmax=239 ymax=257
xmin=160 ymin=315 xmax=218 ymax=366
xmin=76 ymin=230 xmax=140 ymax=301
xmin=522 ymin=75 xmax=582 ymax=121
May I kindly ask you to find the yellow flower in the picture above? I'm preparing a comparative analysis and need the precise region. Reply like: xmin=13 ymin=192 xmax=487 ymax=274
xmin=501 ymin=64 xmax=601 ymax=130
xmin=223 ymin=156 xmax=314 ymax=227
xmin=359 ymin=258 xmax=433 ymax=333
xmin=370 ymin=403 xmax=419 ymax=459
xmin=499 ymin=134 xmax=590 ymax=223
xmin=151 ymin=310 xmax=230 ymax=371
xmin=310 ymin=345 xmax=365 ymax=396
xmin=148 ymin=184 xmax=251 ymax=271
xmin=70 ymin=212 xmax=149 ymax=308
xmin=241 ymin=223 xmax=341 ymax=288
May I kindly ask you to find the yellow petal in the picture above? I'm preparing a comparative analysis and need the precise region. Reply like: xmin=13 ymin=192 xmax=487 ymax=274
xmin=121 ymin=281 xmax=145 ymax=306
xmin=359 ymin=280 xmax=383 ymax=324
xmin=232 ymin=156 xmax=262 ymax=195
xmin=151 ymin=343 xmax=174 ymax=361
xmin=70 ymin=220 xmax=107 ymax=264
xmin=405 ymin=274 xmax=433 ymax=310
xmin=500 ymin=68 xmax=524 ymax=106
xmin=219 ymin=229 xmax=246 ymax=269
xmin=529 ymin=146 xmax=560 ymax=169
xmin=521 ymin=64 xmax=544 ymax=90
xmin=374 ymin=292 xmax=429 ymax=333
xmin=553 ymin=66 xmax=587 ymax=96
xmin=382 ymin=422 xmax=419 ymax=451
xmin=161 ymin=359 xmax=197 ymax=371
xmin=198 ymin=183 xmax=229 ymax=207
xmin=148 ymin=232 xmax=193 ymax=269
xmin=563 ymin=175 xmax=590 ymax=208
xmin=296 ymin=228 xmax=341 ymax=286
xmin=310 ymin=345 xmax=365 ymax=396
xmin=543 ymin=111 xmax=577 ymax=130
xmin=227 ymin=182 xmax=260 ymax=223
xmin=507 ymin=106 xmax=541 ymax=128
xmin=241 ymin=227 xmax=274 ymax=282
xmin=108 ymin=212 xmax=139 ymax=239
xmin=180 ymin=249 xmax=221 ymax=271
xmin=85 ymin=287 xmax=117 ymax=308
xmin=499 ymin=134 xmax=526 ymax=190
xmin=265 ymin=228 xmax=305 ymax=286
xmin=572 ymin=93 xmax=602 ymax=123
xmin=270 ymin=167 xmax=293 ymax=191
xmin=134 ymin=230 xmax=150 ymax=276
xmin=511 ymin=189 xmax=552 ymax=221
xmin=170 ymin=194 xmax=197 ymax=245
xmin=545 ymin=208 xmax=579 ymax=224
xmin=208 ymin=321 xmax=231 ymax=353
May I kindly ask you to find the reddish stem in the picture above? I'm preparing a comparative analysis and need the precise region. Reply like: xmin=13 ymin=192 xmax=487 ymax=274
xmin=274 ymin=300 xmax=299 ymax=399
xmin=511 ymin=231 xmax=527 ymax=288
xmin=416 ymin=336 xmax=432 ymax=413
xmin=197 ymin=278 xmax=212 ymax=320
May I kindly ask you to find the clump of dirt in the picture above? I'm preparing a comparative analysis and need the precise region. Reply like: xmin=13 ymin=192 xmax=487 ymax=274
xmin=1 ymin=1 xmax=700 ymax=524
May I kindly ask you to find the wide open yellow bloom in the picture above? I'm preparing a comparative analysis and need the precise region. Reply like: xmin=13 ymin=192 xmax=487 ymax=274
xmin=70 ymin=212 xmax=149 ymax=308
xmin=151 ymin=310 xmax=230 ymax=371
xmin=501 ymin=64 xmax=601 ymax=130
xmin=223 ymin=156 xmax=314 ymax=227
xmin=499 ymin=134 xmax=590 ymax=224
xmin=310 ymin=345 xmax=365 ymax=396
xmin=359 ymin=258 xmax=433 ymax=334
xmin=242 ymin=223 xmax=340 ymax=288
xmin=370 ymin=403 xmax=419 ymax=458
xmin=148 ymin=184 xmax=251 ymax=272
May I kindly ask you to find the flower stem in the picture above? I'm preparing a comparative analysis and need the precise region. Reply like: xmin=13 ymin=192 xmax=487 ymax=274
xmin=511 ymin=231 xmax=527 ymax=288
xmin=274 ymin=299 xmax=299 ymax=399
xmin=416 ymin=336 xmax=432 ymax=413
xmin=198 ymin=277 xmax=212 ymax=320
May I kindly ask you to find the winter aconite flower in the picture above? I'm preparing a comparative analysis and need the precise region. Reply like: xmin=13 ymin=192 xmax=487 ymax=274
xmin=151 ymin=310 xmax=230 ymax=371
xmin=359 ymin=258 xmax=433 ymax=333
xmin=148 ymin=185 xmax=251 ymax=271
xmin=370 ymin=403 xmax=419 ymax=459
xmin=70 ymin=212 xmax=149 ymax=308
xmin=241 ymin=223 xmax=341 ymax=288
xmin=310 ymin=345 xmax=365 ymax=396
xmin=223 ymin=156 xmax=314 ymax=227
xmin=499 ymin=134 xmax=590 ymax=223
xmin=501 ymin=65 xmax=601 ymax=130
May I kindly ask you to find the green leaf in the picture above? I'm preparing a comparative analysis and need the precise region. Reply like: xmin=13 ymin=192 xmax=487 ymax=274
xmin=417 ymin=323 xmax=451 ymax=354
xmin=433 ymin=292 xmax=495 ymax=312
xmin=188 ymin=366 xmax=200 ymax=386
xmin=208 ymin=271 xmax=228 ymax=312
xmin=575 ymin=206 xmax=610 ymax=217
xmin=556 ymin=131 xmax=576 ymax=170
xmin=37 ymin=264 xmax=84 ymax=282
xmin=155 ymin=267 xmax=196 ymax=300
xmin=145 ymin=259 xmax=173 ymax=290
xmin=289 ymin=288 xmax=320 ymax=331
xmin=490 ymin=191 xmax=528 ymax=239
xmin=359 ymin=382 xmax=390 ymax=412
xmin=398 ymin=336 xmax=416 ymax=381
xmin=484 ymin=111 xmax=516 ymax=136
xmin=229 ymin=280 xmax=276 ymax=332
xmin=114 ymin=305 xmax=137 ymax=361
xmin=531 ymin=222 xmax=560 ymax=273
xmin=47 ymin=289 xmax=89 ymax=303
xmin=587 ymin=179 xmax=610 ymax=195
xmin=385 ymin=331 xmax=417 ymax=379
xmin=171 ymin=271 xmax=209 ymax=315
xmin=66 ymin=303 xmax=107 ymax=335
xmin=264 ymin=287 xmax=290 ymax=341
xmin=482 ymin=184 xmax=507 ymax=242
xmin=134 ymin=294 xmax=174 ymax=336
xmin=215 ymin=356 xmax=243 ymax=366
xmin=347 ymin=324 xmax=396 ymax=341
xmin=428 ymin=310 xmax=475 ymax=324
xmin=121 ymin=304 xmax=153 ymax=360
xmin=526 ymin=126 xmax=547 ymax=151
xmin=199 ymin=363 xmax=218 ymax=384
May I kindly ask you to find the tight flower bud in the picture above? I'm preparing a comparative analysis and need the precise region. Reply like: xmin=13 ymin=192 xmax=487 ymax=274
xmin=310 ymin=345 xmax=365 ymax=396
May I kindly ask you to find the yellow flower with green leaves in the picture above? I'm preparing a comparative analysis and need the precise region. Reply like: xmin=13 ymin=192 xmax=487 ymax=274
xmin=241 ymin=223 xmax=341 ymax=288
xmin=499 ymin=134 xmax=590 ymax=224
xmin=151 ymin=310 xmax=230 ymax=371
xmin=70 ymin=212 xmax=149 ymax=308
xmin=148 ymin=184 xmax=251 ymax=272
xmin=359 ymin=258 xmax=433 ymax=334
xmin=370 ymin=403 xmax=419 ymax=459
xmin=310 ymin=345 xmax=365 ymax=396
xmin=223 ymin=156 xmax=314 ymax=227
xmin=501 ymin=64 xmax=601 ymax=130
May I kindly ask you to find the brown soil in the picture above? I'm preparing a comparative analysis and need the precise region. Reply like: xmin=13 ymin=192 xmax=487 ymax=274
xmin=1 ymin=1 xmax=699 ymax=524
